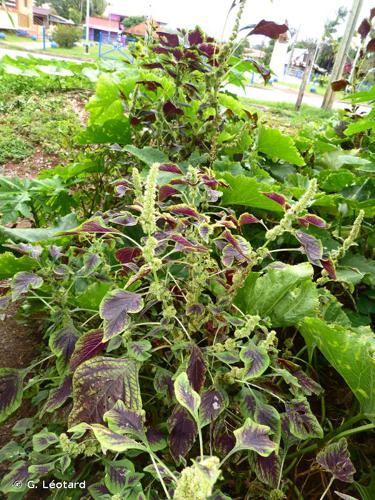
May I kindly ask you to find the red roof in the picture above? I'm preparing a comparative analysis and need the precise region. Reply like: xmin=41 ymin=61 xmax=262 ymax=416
xmin=87 ymin=16 xmax=119 ymax=31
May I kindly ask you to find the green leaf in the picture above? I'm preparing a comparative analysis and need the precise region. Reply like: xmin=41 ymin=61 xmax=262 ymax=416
xmin=75 ymin=282 xmax=112 ymax=310
xmin=77 ymin=119 xmax=131 ymax=145
xmin=32 ymin=429 xmax=59 ymax=452
xmin=258 ymin=126 xmax=305 ymax=166
xmin=90 ymin=424 xmax=146 ymax=453
xmin=218 ymin=93 xmax=247 ymax=119
xmin=0 ymin=369 xmax=24 ymax=424
xmin=0 ymin=252 xmax=37 ymax=279
xmin=299 ymin=318 xmax=375 ymax=418
xmin=174 ymin=372 xmax=201 ymax=420
xmin=219 ymin=174 xmax=284 ymax=212
xmin=124 ymin=145 xmax=168 ymax=166
xmin=236 ymin=263 xmax=319 ymax=327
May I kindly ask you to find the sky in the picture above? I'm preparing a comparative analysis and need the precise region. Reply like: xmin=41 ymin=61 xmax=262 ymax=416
xmin=106 ymin=0 xmax=373 ymax=42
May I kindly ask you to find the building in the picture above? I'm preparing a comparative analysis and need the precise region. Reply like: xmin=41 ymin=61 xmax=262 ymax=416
xmin=32 ymin=6 xmax=73 ymax=37
xmin=0 ymin=0 xmax=33 ymax=31
xmin=84 ymin=16 xmax=120 ymax=42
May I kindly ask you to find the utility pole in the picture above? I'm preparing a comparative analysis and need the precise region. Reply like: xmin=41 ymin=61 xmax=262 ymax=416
xmin=322 ymin=0 xmax=364 ymax=109
xmin=85 ymin=0 xmax=90 ymax=54
xmin=295 ymin=46 xmax=317 ymax=111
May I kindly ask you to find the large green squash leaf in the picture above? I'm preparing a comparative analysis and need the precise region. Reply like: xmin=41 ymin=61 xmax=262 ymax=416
xmin=299 ymin=318 xmax=375 ymax=419
xmin=0 ymin=252 xmax=37 ymax=279
xmin=219 ymin=174 xmax=284 ymax=213
xmin=236 ymin=263 xmax=319 ymax=327
xmin=124 ymin=145 xmax=169 ymax=166
xmin=258 ymin=126 xmax=305 ymax=166
xmin=69 ymin=357 xmax=142 ymax=427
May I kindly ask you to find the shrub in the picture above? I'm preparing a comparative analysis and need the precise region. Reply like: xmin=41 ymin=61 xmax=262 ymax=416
xmin=52 ymin=24 xmax=82 ymax=48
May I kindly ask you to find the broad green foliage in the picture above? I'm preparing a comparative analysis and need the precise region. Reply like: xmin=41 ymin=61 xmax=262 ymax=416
xmin=258 ymin=126 xmax=305 ymax=166
xmin=0 ymin=252 xmax=36 ymax=279
xmin=300 ymin=318 xmax=375 ymax=418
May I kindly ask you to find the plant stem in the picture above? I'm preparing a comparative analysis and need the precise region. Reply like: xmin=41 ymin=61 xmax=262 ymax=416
xmin=319 ymin=476 xmax=334 ymax=500
xmin=332 ymin=423 xmax=375 ymax=441
xmin=198 ymin=424 xmax=204 ymax=461
xmin=149 ymin=451 xmax=171 ymax=499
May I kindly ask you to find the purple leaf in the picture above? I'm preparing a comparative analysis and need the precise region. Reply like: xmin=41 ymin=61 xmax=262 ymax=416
xmin=0 ymin=295 xmax=11 ymax=312
xmin=295 ymin=231 xmax=323 ymax=265
xmin=163 ymin=101 xmax=184 ymax=117
xmin=294 ymin=370 xmax=323 ymax=396
xmin=128 ymin=340 xmax=152 ymax=362
xmin=188 ymin=28 xmax=203 ymax=46
xmin=317 ymin=438 xmax=356 ymax=482
xmin=0 ymin=368 xmax=24 ymax=424
xmin=100 ymin=290 xmax=144 ymax=341
xmin=169 ymin=204 xmax=200 ymax=219
xmin=136 ymin=80 xmax=162 ymax=91
xmin=159 ymin=185 xmax=181 ymax=202
xmin=68 ymin=357 xmax=141 ymax=427
xmin=115 ymin=247 xmax=142 ymax=265
xmin=200 ymin=388 xmax=227 ymax=426
xmin=174 ymin=372 xmax=200 ymax=417
xmin=158 ymin=32 xmax=179 ymax=47
xmin=358 ymin=18 xmax=371 ymax=39
xmin=1 ymin=461 xmax=29 ymax=493
xmin=239 ymin=213 xmax=260 ymax=225
xmin=187 ymin=303 xmax=205 ymax=315
xmin=143 ymin=62 xmax=164 ymax=69
xmin=367 ymin=38 xmax=375 ymax=53
xmin=154 ymin=367 xmax=174 ymax=399
xmin=285 ymin=398 xmax=323 ymax=439
xmin=320 ymin=258 xmax=337 ymax=280
xmin=249 ymin=20 xmax=288 ymax=39
xmin=50 ymin=325 xmax=79 ymax=365
xmin=298 ymin=214 xmax=327 ymax=228
xmin=222 ymin=232 xmax=252 ymax=266
xmin=159 ymin=163 xmax=183 ymax=174
xmin=331 ymin=79 xmax=350 ymax=91
xmin=12 ymin=272 xmax=43 ymax=300
xmin=168 ymin=405 xmax=197 ymax=460
xmin=63 ymin=217 xmax=120 ymax=235
xmin=187 ymin=345 xmax=206 ymax=393
xmin=110 ymin=213 xmax=138 ymax=226
xmin=213 ymin=419 xmax=236 ymax=456
xmin=82 ymin=254 xmax=100 ymax=274
xmin=240 ymin=342 xmax=270 ymax=379
xmin=199 ymin=43 xmax=216 ymax=57
xmin=170 ymin=234 xmax=206 ymax=253
xmin=253 ymin=452 xmax=281 ymax=488
xmin=70 ymin=329 xmax=106 ymax=372
xmin=262 ymin=192 xmax=290 ymax=208
xmin=247 ymin=58 xmax=271 ymax=83
xmin=153 ymin=46 xmax=170 ymax=54
xmin=146 ymin=427 xmax=166 ymax=451
xmin=104 ymin=400 xmax=145 ymax=435
xmin=234 ymin=418 xmax=277 ymax=456
xmin=5 ymin=243 xmax=42 ymax=260
xmin=42 ymin=376 xmax=72 ymax=414
xmin=255 ymin=403 xmax=281 ymax=439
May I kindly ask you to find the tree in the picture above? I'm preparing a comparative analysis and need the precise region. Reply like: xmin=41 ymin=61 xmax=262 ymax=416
xmin=122 ymin=16 xmax=146 ymax=29
xmin=316 ymin=6 xmax=348 ymax=71
xmin=49 ymin=0 xmax=107 ymax=23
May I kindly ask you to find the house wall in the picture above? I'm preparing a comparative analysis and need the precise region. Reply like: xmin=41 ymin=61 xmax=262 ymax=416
xmin=0 ymin=0 xmax=33 ymax=30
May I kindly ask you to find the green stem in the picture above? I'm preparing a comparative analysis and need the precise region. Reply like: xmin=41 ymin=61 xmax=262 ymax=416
xmin=332 ymin=423 xmax=375 ymax=441
xmin=319 ymin=476 xmax=334 ymax=500
xmin=149 ymin=451 xmax=171 ymax=500
xmin=198 ymin=424 xmax=204 ymax=461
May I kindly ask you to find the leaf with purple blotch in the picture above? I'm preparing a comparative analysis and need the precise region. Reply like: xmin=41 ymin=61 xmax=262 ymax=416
xmin=206 ymin=187 xmax=223 ymax=202
xmin=249 ymin=20 xmax=288 ymax=39
xmin=187 ymin=345 xmax=206 ymax=393
xmin=28 ymin=462 xmax=55 ymax=477
xmin=188 ymin=28 xmax=203 ymax=46
xmin=234 ymin=417 xmax=277 ymax=457
xmin=170 ymin=234 xmax=207 ymax=253
xmin=252 ymin=451 xmax=281 ymax=488
xmin=146 ymin=427 xmax=167 ymax=452
xmin=90 ymin=424 xmax=145 ymax=453
xmin=199 ymin=43 xmax=216 ymax=57
xmin=70 ymin=329 xmax=106 ymax=372
xmin=159 ymin=163 xmax=183 ymax=174
xmin=88 ymin=482 xmax=111 ymax=500
xmin=159 ymin=185 xmax=181 ymax=202
xmin=41 ymin=376 xmax=72 ymax=415
xmin=367 ymin=38 xmax=375 ymax=53
xmin=213 ymin=418 xmax=236 ymax=456
xmin=294 ymin=370 xmax=323 ymax=396
xmin=240 ymin=341 xmax=270 ymax=379
xmin=128 ymin=340 xmax=152 ymax=362
xmin=285 ymin=398 xmax=323 ymax=440
xmin=153 ymin=46 xmax=170 ymax=54
xmin=115 ymin=247 xmax=142 ymax=265
xmin=239 ymin=389 xmax=257 ymax=417
xmin=81 ymin=254 xmax=100 ymax=275
xmin=168 ymin=405 xmax=197 ymax=460
xmin=110 ymin=213 xmax=138 ymax=226
xmin=213 ymin=350 xmax=240 ymax=365
xmin=295 ymin=231 xmax=323 ymax=266
xmin=358 ymin=18 xmax=371 ymax=39
xmin=61 ymin=217 xmax=120 ymax=236
xmin=320 ymin=258 xmax=337 ymax=280
xmin=49 ymin=324 xmax=79 ymax=365
xmin=68 ymin=357 xmax=141 ymax=427
xmin=105 ymin=461 xmax=144 ymax=496
xmin=255 ymin=402 xmax=281 ymax=448
xmin=168 ymin=204 xmax=200 ymax=219
xmin=0 ymin=295 xmax=11 ymax=312
xmin=49 ymin=245 xmax=63 ymax=260
xmin=298 ymin=214 xmax=327 ymax=228
xmin=0 ymin=369 xmax=24 ymax=424
xmin=0 ymin=461 xmax=30 ymax=494
xmin=104 ymin=400 xmax=145 ymax=437
xmin=239 ymin=213 xmax=260 ymax=225
xmin=187 ymin=303 xmax=205 ymax=315
xmin=154 ymin=367 xmax=174 ymax=398
xmin=136 ymin=80 xmax=162 ymax=91
xmin=5 ymin=243 xmax=43 ymax=260
xmin=222 ymin=236 xmax=252 ymax=266
xmin=12 ymin=271 xmax=43 ymax=300
xmin=158 ymin=31 xmax=179 ymax=47
xmin=200 ymin=388 xmax=227 ymax=427
xmin=262 ymin=192 xmax=290 ymax=209
xmin=163 ymin=101 xmax=183 ymax=117
xmin=32 ymin=428 xmax=59 ymax=452
xmin=100 ymin=289 xmax=144 ymax=342
xmin=174 ymin=372 xmax=201 ymax=419
xmin=316 ymin=438 xmax=356 ymax=482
